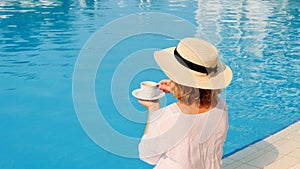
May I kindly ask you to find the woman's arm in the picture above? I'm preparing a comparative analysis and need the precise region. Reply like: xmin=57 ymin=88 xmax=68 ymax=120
xmin=138 ymin=99 xmax=160 ymax=135
xmin=137 ymin=80 xmax=171 ymax=164
xmin=138 ymin=99 xmax=162 ymax=165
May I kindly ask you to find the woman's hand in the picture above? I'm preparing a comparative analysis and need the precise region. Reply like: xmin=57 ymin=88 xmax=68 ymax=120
xmin=138 ymin=99 xmax=160 ymax=112
xmin=158 ymin=79 xmax=171 ymax=93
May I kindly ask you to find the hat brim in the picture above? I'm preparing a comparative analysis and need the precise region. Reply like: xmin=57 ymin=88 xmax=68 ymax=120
xmin=154 ymin=47 xmax=233 ymax=89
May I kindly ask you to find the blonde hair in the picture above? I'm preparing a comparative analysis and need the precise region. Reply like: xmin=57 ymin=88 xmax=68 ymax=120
xmin=170 ymin=81 xmax=220 ymax=108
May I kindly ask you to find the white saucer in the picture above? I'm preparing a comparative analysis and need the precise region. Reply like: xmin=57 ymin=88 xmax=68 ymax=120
xmin=132 ymin=89 xmax=165 ymax=100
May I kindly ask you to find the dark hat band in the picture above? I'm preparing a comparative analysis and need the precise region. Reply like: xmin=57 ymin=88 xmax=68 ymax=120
xmin=174 ymin=48 xmax=218 ymax=75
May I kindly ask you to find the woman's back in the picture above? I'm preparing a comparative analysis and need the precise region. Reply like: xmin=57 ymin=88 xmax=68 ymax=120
xmin=139 ymin=97 xmax=228 ymax=169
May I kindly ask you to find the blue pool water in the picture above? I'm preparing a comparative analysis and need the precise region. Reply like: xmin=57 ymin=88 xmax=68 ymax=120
xmin=1 ymin=0 xmax=299 ymax=168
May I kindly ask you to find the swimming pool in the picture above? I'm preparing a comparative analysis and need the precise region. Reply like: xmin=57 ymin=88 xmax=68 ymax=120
xmin=0 ymin=0 xmax=299 ymax=168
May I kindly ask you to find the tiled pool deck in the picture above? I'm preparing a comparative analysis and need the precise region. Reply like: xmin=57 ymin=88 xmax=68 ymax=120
xmin=222 ymin=120 xmax=300 ymax=169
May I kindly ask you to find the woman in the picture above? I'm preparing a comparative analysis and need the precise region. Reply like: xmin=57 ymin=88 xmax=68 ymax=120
xmin=138 ymin=38 xmax=233 ymax=169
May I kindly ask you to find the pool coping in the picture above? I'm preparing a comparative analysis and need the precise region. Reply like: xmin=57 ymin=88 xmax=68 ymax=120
xmin=222 ymin=120 xmax=300 ymax=169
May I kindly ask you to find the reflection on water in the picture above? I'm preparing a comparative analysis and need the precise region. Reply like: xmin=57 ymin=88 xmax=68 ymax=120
xmin=0 ymin=0 xmax=299 ymax=168
xmin=193 ymin=0 xmax=300 ymax=154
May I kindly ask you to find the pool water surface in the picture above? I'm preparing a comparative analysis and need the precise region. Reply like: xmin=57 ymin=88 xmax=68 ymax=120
xmin=0 ymin=0 xmax=299 ymax=168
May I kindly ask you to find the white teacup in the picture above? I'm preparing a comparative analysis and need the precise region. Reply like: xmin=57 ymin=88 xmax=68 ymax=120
xmin=139 ymin=81 xmax=158 ymax=98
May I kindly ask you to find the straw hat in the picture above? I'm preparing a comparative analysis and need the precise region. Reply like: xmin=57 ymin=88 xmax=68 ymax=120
xmin=154 ymin=38 xmax=232 ymax=89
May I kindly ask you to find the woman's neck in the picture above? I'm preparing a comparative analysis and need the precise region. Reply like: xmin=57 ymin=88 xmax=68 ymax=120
xmin=176 ymin=97 xmax=217 ymax=115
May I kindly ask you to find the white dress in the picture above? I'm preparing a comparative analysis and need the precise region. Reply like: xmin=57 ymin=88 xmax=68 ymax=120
xmin=138 ymin=97 xmax=228 ymax=169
